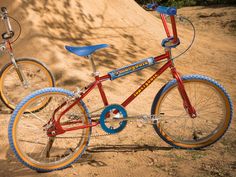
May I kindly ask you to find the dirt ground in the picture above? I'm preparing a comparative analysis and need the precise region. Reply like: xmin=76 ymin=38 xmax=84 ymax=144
xmin=0 ymin=0 xmax=236 ymax=177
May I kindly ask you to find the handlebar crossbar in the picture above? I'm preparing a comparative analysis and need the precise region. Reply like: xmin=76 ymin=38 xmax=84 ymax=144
xmin=156 ymin=6 xmax=177 ymax=16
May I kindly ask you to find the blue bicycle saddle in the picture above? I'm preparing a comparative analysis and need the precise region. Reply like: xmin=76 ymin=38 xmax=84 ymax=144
xmin=65 ymin=44 xmax=109 ymax=57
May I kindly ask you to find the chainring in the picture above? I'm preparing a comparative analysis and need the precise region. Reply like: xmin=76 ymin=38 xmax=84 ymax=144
xmin=100 ymin=104 xmax=127 ymax=134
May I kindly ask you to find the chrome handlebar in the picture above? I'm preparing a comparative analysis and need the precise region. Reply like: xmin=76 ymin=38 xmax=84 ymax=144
xmin=1 ymin=7 xmax=14 ymax=40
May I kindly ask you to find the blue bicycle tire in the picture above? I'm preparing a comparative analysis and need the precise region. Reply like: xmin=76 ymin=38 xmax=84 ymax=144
xmin=151 ymin=75 xmax=233 ymax=149
xmin=8 ymin=87 xmax=91 ymax=172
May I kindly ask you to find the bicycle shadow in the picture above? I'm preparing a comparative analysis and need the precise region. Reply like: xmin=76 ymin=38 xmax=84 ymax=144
xmin=86 ymin=144 xmax=173 ymax=153
xmin=76 ymin=144 xmax=174 ymax=167
xmin=1 ymin=144 xmax=174 ymax=175
xmin=0 ymin=148 xmax=57 ymax=177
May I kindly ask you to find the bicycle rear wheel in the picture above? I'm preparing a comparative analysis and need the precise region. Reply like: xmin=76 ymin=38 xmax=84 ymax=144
xmin=151 ymin=75 xmax=233 ymax=149
xmin=0 ymin=58 xmax=55 ymax=111
xmin=8 ymin=88 xmax=91 ymax=172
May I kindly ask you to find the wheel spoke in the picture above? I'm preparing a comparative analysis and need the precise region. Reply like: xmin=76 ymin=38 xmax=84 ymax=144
xmin=0 ymin=59 xmax=54 ymax=110
xmin=10 ymin=89 xmax=91 ymax=171
xmin=152 ymin=77 xmax=231 ymax=149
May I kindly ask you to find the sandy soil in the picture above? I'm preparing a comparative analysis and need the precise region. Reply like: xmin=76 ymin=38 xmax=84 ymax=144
xmin=0 ymin=0 xmax=236 ymax=177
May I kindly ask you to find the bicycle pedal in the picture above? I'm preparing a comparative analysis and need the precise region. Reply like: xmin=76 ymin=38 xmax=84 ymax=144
xmin=139 ymin=114 xmax=162 ymax=124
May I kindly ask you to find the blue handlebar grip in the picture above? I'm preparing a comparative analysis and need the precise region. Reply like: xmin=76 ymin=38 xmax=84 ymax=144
xmin=157 ymin=6 xmax=177 ymax=15
xmin=146 ymin=3 xmax=157 ymax=9
xmin=146 ymin=3 xmax=154 ymax=9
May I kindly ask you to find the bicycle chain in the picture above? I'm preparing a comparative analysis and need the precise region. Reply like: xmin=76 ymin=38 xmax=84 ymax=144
xmin=56 ymin=115 xmax=161 ymax=139
xmin=54 ymin=133 xmax=113 ymax=139
xmin=54 ymin=115 xmax=160 ymax=139
xmin=60 ymin=94 xmax=161 ymax=139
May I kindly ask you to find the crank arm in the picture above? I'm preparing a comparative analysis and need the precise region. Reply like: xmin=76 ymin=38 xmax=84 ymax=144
xmin=104 ymin=113 xmax=164 ymax=123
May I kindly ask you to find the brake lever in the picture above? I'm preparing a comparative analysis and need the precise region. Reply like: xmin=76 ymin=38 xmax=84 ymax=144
xmin=2 ymin=31 xmax=14 ymax=40
xmin=1 ymin=7 xmax=8 ymax=14
xmin=0 ymin=42 xmax=6 ymax=52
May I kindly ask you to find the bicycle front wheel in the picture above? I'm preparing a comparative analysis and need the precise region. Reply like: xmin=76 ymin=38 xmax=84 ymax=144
xmin=151 ymin=75 xmax=233 ymax=149
xmin=8 ymin=88 xmax=91 ymax=172
xmin=0 ymin=58 xmax=55 ymax=111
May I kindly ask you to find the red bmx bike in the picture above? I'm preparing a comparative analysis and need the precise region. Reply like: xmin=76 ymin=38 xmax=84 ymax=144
xmin=8 ymin=6 xmax=233 ymax=172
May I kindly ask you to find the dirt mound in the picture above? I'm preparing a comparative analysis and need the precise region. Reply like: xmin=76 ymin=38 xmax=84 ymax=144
xmin=1 ymin=0 xmax=167 ymax=85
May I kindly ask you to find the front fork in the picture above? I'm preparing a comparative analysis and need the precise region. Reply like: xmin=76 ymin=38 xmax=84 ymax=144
xmin=171 ymin=66 xmax=197 ymax=118
xmin=7 ymin=42 xmax=29 ymax=87
xmin=167 ymin=49 xmax=197 ymax=118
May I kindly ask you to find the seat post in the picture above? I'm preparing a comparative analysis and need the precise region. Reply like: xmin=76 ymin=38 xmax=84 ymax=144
xmin=88 ymin=55 xmax=99 ymax=76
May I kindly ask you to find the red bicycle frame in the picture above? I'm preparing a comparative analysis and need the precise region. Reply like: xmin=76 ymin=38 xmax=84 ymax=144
xmin=47 ymin=12 xmax=196 ymax=137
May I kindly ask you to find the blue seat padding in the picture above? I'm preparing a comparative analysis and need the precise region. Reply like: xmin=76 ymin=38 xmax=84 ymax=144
xmin=65 ymin=44 xmax=109 ymax=57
